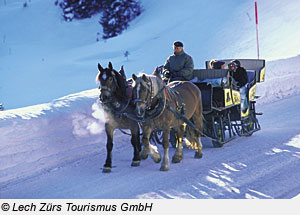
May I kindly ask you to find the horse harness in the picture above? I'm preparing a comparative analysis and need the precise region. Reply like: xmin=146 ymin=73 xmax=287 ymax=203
xmin=133 ymin=77 xmax=187 ymax=122
xmin=99 ymin=72 xmax=132 ymax=115
xmin=140 ymin=80 xmax=217 ymax=140
xmin=99 ymin=70 xmax=119 ymax=103
xmin=167 ymin=82 xmax=186 ymax=116
xmin=133 ymin=77 xmax=166 ymax=111
xmin=129 ymin=77 xmax=167 ymax=122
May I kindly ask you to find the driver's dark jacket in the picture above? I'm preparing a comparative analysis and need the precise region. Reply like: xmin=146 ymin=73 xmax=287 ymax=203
xmin=163 ymin=50 xmax=194 ymax=81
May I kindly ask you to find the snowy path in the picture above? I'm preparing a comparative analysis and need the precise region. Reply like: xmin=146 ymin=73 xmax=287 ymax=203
xmin=1 ymin=95 xmax=300 ymax=199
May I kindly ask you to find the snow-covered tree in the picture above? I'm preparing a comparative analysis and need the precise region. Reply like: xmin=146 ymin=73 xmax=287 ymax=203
xmin=99 ymin=0 xmax=143 ymax=39
xmin=57 ymin=0 xmax=143 ymax=39
xmin=58 ymin=0 xmax=105 ymax=21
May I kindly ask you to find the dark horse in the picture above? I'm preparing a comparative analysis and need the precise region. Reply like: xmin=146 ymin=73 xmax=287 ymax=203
xmin=96 ymin=62 xmax=141 ymax=173
xmin=131 ymin=70 xmax=203 ymax=171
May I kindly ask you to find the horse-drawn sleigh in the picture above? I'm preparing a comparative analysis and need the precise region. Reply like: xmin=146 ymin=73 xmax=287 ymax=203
xmin=192 ymin=59 xmax=265 ymax=147
xmin=96 ymin=59 xmax=265 ymax=172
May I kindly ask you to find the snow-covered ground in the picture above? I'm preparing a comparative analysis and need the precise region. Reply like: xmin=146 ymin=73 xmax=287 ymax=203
xmin=1 ymin=0 xmax=300 ymax=199
xmin=1 ymin=56 xmax=300 ymax=199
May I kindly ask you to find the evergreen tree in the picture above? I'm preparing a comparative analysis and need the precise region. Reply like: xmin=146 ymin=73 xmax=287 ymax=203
xmin=57 ymin=0 xmax=143 ymax=39
xmin=59 ymin=0 xmax=105 ymax=21
xmin=99 ymin=0 xmax=143 ymax=39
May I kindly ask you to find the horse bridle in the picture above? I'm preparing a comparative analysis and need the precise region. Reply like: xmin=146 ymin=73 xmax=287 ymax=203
xmin=133 ymin=77 xmax=153 ymax=110
xmin=134 ymin=77 xmax=166 ymax=111
xmin=99 ymin=71 xmax=119 ymax=103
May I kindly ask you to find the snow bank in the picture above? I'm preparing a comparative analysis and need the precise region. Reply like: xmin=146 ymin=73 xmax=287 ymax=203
xmin=0 ymin=89 xmax=106 ymax=186
xmin=256 ymin=55 xmax=300 ymax=104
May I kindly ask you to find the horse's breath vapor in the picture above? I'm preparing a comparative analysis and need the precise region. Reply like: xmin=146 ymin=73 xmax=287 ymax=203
xmin=89 ymin=102 xmax=107 ymax=134
xmin=91 ymin=102 xmax=106 ymax=122
xmin=71 ymin=102 xmax=106 ymax=137
xmin=92 ymin=102 xmax=116 ymax=123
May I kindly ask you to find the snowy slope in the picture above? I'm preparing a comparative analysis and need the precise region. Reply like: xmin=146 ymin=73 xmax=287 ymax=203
xmin=1 ymin=0 xmax=300 ymax=109
xmin=1 ymin=0 xmax=300 ymax=199
xmin=257 ymin=55 xmax=300 ymax=104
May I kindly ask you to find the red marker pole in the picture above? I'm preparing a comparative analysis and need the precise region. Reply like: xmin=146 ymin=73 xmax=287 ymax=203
xmin=255 ymin=1 xmax=260 ymax=59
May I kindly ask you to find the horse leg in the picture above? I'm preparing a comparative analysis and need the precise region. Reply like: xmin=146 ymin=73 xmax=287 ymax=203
xmin=140 ymin=126 xmax=150 ymax=160
xmin=103 ymin=123 xmax=114 ymax=173
xmin=130 ymin=123 xmax=141 ymax=167
xmin=141 ymin=126 xmax=161 ymax=163
xmin=192 ymin=107 xmax=203 ymax=159
xmin=172 ymin=125 xmax=185 ymax=163
xmin=160 ymin=128 xmax=171 ymax=171
xmin=194 ymin=135 xmax=203 ymax=159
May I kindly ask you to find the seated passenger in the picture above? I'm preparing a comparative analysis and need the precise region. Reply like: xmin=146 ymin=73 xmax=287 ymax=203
xmin=212 ymin=61 xmax=225 ymax=69
xmin=208 ymin=59 xmax=217 ymax=69
xmin=230 ymin=60 xmax=249 ymax=113
xmin=230 ymin=60 xmax=248 ymax=88
xmin=193 ymin=60 xmax=227 ymax=86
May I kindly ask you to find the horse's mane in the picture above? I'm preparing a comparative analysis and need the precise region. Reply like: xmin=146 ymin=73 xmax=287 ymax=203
xmin=149 ymin=74 xmax=175 ymax=102
xmin=114 ymin=69 xmax=126 ymax=89
xmin=149 ymin=75 xmax=163 ymax=97
xmin=95 ymin=72 xmax=101 ymax=83
xmin=147 ymin=73 xmax=180 ymax=102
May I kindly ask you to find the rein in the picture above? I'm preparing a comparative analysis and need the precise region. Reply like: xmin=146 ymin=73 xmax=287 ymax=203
xmin=165 ymin=104 xmax=218 ymax=141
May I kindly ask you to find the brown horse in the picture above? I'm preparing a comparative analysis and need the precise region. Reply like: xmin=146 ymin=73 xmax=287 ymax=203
xmin=96 ymin=62 xmax=141 ymax=173
xmin=131 ymin=71 xmax=203 ymax=171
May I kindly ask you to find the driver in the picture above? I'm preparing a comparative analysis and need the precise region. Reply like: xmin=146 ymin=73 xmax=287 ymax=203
xmin=162 ymin=41 xmax=194 ymax=82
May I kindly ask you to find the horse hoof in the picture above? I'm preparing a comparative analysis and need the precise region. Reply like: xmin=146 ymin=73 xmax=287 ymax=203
xmin=102 ymin=167 xmax=112 ymax=173
xmin=131 ymin=160 xmax=140 ymax=167
xmin=141 ymin=153 xmax=148 ymax=160
xmin=160 ymin=166 xmax=170 ymax=171
xmin=172 ymin=156 xmax=182 ymax=163
xmin=194 ymin=152 xmax=203 ymax=159
xmin=153 ymin=155 xmax=161 ymax=163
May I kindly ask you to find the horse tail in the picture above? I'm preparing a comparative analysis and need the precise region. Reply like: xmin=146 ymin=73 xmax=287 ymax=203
xmin=193 ymin=89 xmax=203 ymax=135
xmin=185 ymin=90 xmax=203 ymax=150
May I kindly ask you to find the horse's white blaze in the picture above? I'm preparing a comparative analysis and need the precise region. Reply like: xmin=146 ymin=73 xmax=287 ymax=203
xmin=102 ymin=72 xmax=107 ymax=80
xmin=135 ymin=82 xmax=144 ymax=116
xmin=137 ymin=82 xmax=141 ymax=100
